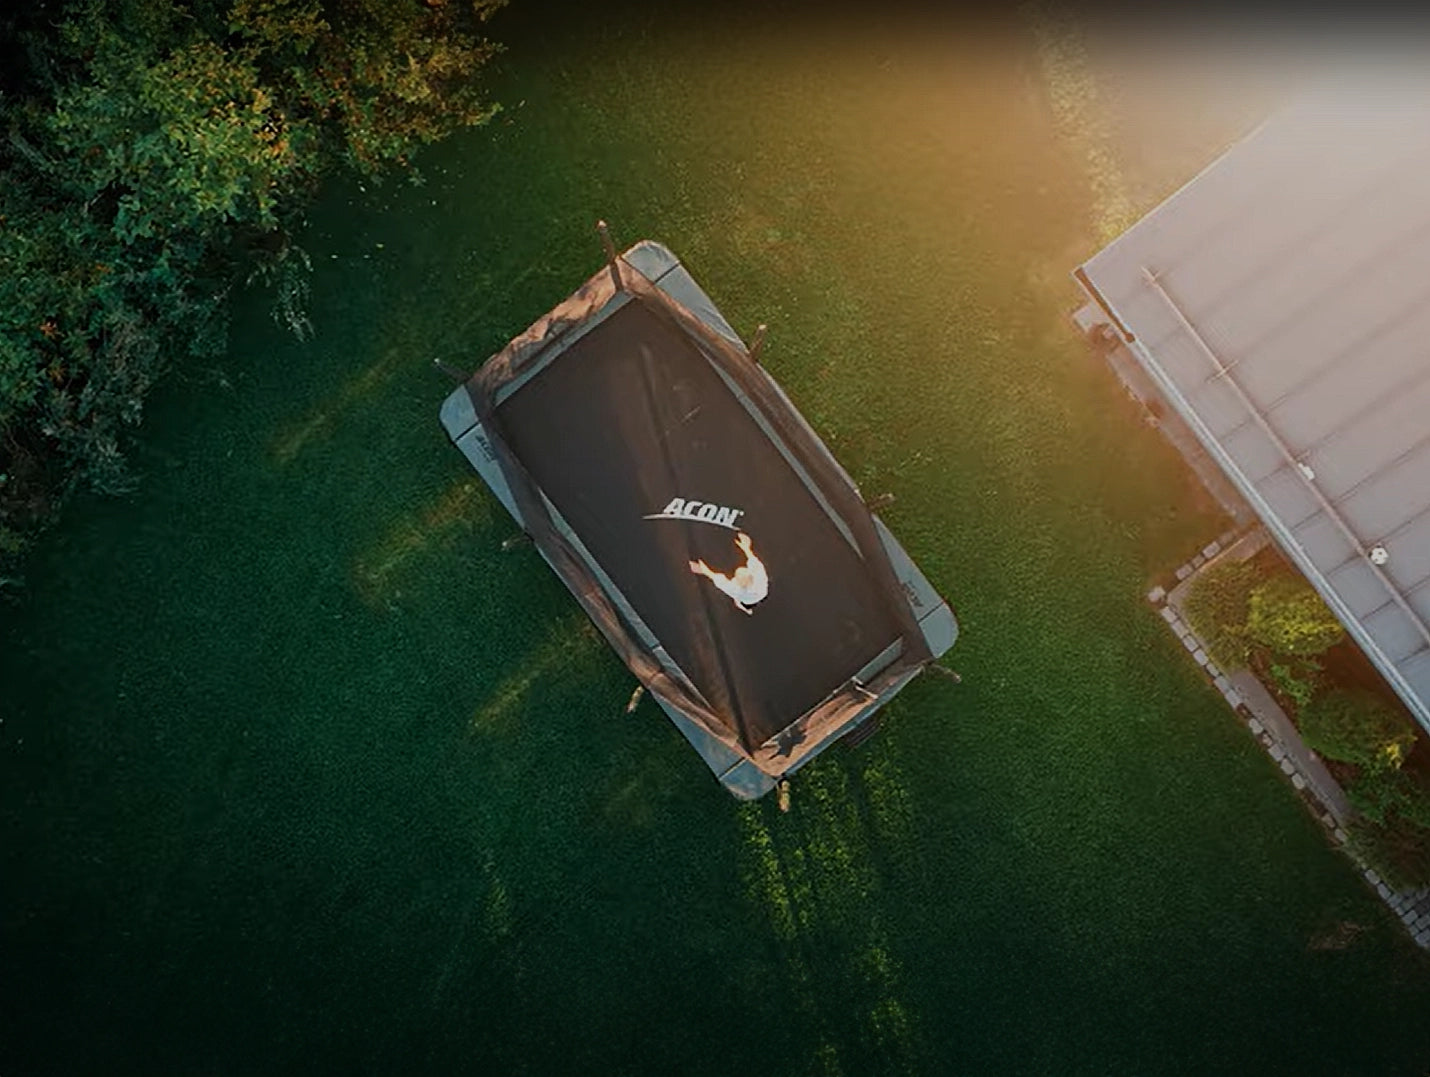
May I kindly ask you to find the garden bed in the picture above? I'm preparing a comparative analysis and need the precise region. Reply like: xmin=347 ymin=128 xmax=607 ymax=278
xmin=1168 ymin=529 xmax=1430 ymax=895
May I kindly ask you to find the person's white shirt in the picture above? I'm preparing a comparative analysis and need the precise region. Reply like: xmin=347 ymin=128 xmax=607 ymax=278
xmin=688 ymin=532 xmax=769 ymax=615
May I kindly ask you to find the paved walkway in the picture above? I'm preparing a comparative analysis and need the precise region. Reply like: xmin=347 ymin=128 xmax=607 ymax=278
xmin=1226 ymin=670 xmax=1350 ymax=824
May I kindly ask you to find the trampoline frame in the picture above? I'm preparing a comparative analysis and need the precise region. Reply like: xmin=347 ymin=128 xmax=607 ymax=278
xmin=439 ymin=234 xmax=957 ymax=798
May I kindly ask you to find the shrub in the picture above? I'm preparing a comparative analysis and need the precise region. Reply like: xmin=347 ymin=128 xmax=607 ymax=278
xmin=1245 ymin=573 xmax=1346 ymax=657
xmin=1346 ymin=815 xmax=1430 ymax=892
xmin=1267 ymin=656 xmax=1320 ymax=712
xmin=1395 ymin=774 xmax=1430 ymax=831
xmin=1181 ymin=558 xmax=1258 ymax=669
xmin=1348 ymin=766 xmax=1430 ymax=832
xmin=1298 ymin=689 xmax=1418 ymax=770
xmin=1346 ymin=765 xmax=1412 ymax=826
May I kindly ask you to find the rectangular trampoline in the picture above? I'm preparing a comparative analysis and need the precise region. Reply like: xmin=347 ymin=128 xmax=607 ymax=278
xmin=440 ymin=237 xmax=957 ymax=799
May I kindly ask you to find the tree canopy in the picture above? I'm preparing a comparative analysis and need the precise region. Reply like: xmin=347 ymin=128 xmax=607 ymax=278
xmin=0 ymin=0 xmax=506 ymax=582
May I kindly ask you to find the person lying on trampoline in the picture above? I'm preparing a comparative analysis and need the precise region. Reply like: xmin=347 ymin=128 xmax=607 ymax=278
xmin=689 ymin=531 xmax=769 ymax=615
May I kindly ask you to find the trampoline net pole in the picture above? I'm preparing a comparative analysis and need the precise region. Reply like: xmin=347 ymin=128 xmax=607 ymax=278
xmin=748 ymin=323 xmax=768 ymax=365
xmin=596 ymin=219 xmax=623 ymax=291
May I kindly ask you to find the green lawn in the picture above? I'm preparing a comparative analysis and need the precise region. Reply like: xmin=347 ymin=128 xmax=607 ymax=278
xmin=4 ymin=6 xmax=1430 ymax=1075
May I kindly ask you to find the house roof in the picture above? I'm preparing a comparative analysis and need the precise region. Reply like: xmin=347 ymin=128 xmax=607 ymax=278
xmin=1076 ymin=77 xmax=1430 ymax=730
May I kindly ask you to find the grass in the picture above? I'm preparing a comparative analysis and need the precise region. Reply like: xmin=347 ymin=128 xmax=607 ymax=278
xmin=4 ymin=5 xmax=1430 ymax=1075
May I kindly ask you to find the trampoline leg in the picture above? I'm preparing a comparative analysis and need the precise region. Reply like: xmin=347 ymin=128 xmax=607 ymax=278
xmin=776 ymin=779 xmax=791 ymax=813
xmin=625 ymin=685 xmax=645 ymax=714
xmin=433 ymin=357 xmax=468 ymax=383
xmin=864 ymin=492 xmax=896 ymax=513
xmin=500 ymin=532 xmax=533 ymax=552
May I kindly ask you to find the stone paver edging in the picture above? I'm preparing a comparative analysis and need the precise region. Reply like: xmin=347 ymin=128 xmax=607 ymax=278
xmin=1149 ymin=527 xmax=1430 ymax=949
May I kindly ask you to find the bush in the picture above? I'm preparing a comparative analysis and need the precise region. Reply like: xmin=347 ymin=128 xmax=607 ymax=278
xmin=1267 ymin=656 xmax=1320 ymax=711
xmin=1395 ymin=774 xmax=1430 ymax=831
xmin=1245 ymin=573 xmax=1346 ymax=657
xmin=1181 ymin=558 xmax=1258 ymax=669
xmin=1298 ymin=689 xmax=1418 ymax=770
xmin=1346 ymin=815 xmax=1430 ymax=892
xmin=1346 ymin=765 xmax=1412 ymax=826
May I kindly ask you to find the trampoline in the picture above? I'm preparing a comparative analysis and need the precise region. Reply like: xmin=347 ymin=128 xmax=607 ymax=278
xmin=439 ymin=233 xmax=957 ymax=799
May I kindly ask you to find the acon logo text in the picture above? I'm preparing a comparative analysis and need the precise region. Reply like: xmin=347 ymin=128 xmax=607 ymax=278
xmin=643 ymin=498 xmax=745 ymax=529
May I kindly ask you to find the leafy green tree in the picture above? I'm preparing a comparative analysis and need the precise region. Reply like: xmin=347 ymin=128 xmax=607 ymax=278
xmin=50 ymin=36 xmax=309 ymax=241
xmin=232 ymin=0 xmax=507 ymax=173
xmin=1298 ymin=689 xmax=1418 ymax=771
xmin=1245 ymin=573 xmax=1345 ymax=657
xmin=0 ymin=0 xmax=507 ymax=583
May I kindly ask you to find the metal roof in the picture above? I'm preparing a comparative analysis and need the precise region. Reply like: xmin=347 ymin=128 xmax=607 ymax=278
xmin=1076 ymin=77 xmax=1430 ymax=731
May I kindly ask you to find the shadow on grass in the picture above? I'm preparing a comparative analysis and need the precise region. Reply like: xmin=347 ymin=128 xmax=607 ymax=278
xmin=738 ymin=748 xmax=932 ymax=1076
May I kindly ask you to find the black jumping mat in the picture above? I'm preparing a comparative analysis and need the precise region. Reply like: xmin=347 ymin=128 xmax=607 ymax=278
xmin=495 ymin=299 xmax=904 ymax=749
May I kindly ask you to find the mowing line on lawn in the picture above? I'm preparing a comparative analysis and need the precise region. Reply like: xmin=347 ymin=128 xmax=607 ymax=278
xmin=467 ymin=614 xmax=597 ymax=734
xmin=270 ymin=345 xmax=413 ymax=465
xmin=270 ymin=259 xmax=552 ymax=467
xmin=351 ymin=480 xmax=493 ymax=607
xmin=738 ymin=758 xmax=927 ymax=1075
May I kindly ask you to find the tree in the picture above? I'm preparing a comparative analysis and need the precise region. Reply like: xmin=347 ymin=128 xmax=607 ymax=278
xmin=1244 ymin=573 xmax=1345 ymax=657
xmin=0 ymin=0 xmax=507 ymax=583
xmin=231 ymin=0 xmax=508 ymax=174
xmin=49 ymin=35 xmax=310 ymax=242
